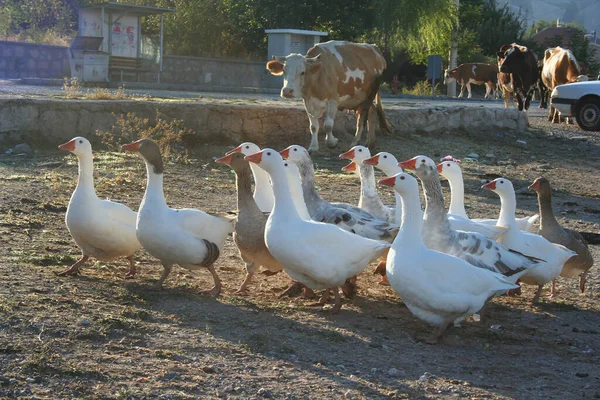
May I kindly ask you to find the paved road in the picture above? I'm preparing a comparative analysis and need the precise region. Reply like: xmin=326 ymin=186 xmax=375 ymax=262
xmin=0 ymin=79 xmax=512 ymax=110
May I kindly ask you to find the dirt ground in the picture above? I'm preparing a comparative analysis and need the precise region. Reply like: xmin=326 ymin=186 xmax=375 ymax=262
xmin=1 ymin=106 xmax=599 ymax=400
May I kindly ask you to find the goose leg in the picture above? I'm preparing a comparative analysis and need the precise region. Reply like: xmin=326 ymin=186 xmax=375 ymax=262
xmin=579 ymin=272 xmax=588 ymax=294
xmin=152 ymin=264 xmax=172 ymax=290
xmin=419 ymin=321 xmax=451 ymax=344
xmin=56 ymin=254 xmax=89 ymax=276
xmin=531 ymin=284 xmax=543 ymax=304
xmin=309 ymin=289 xmax=331 ymax=307
xmin=340 ymin=276 xmax=357 ymax=299
xmin=373 ymin=261 xmax=390 ymax=286
xmin=199 ymin=264 xmax=221 ymax=297
xmin=279 ymin=281 xmax=305 ymax=298
xmin=325 ymin=287 xmax=342 ymax=314
xmin=124 ymin=255 xmax=136 ymax=279
xmin=236 ymin=262 xmax=257 ymax=294
xmin=549 ymin=279 xmax=558 ymax=298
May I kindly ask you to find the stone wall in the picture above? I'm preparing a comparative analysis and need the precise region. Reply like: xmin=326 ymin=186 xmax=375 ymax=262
xmin=0 ymin=41 xmax=71 ymax=79
xmin=0 ymin=98 xmax=527 ymax=148
xmin=142 ymin=55 xmax=283 ymax=89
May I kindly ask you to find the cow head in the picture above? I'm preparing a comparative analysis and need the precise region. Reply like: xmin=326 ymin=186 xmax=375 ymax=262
xmin=497 ymin=44 xmax=529 ymax=74
xmin=266 ymin=54 xmax=322 ymax=99
xmin=443 ymin=69 xmax=454 ymax=84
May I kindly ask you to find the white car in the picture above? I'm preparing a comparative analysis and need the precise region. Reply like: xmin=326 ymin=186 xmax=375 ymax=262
xmin=551 ymin=81 xmax=600 ymax=131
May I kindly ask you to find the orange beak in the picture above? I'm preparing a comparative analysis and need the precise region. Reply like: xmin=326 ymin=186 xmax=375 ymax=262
xmin=226 ymin=145 xmax=243 ymax=155
xmin=363 ymin=155 xmax=379 ymax=166
xmin=121 ymin=141 xmax=141 ymax=153
xmin=279 ymin=148 xmax=290 ymax=159
xmin=215 ymin=154 xmax=233 ymax=166
xmin=245 ymin=151 xmax=263 ymax=164
xmin=58 ymin=139 xmax=76 ymax=152
xmin=339 ymin=149 xmax=355 ymax=160
xmin=341 ymin=161 xmax=357 ymax=173
xmin=398 ymin=157 xmax=417 ymax=170
xmin=436 ymin=163 xmax=444 ymax=173
xmin=482 ymin=181 xmax=497 ymax=191
xmin=528 ymin=180 xmax=540 ymax=191
xmin=378 ymin=176 xmax=396 ymax=187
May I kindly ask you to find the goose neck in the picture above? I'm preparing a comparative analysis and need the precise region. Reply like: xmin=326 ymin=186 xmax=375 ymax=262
xmin=74 ymin=152 xmax=96 ymax=192
xmin=497 ymin=190 xmax=518 ymax=229
xmin=358 ymin=164 xmax=379 ymax=202
xmin=536 ymin=190 xmax=559 ymax=230
xmin=236 ymin=168 xmax=261 ymax=213
xmin=142 ymin=162 xmax=167 ymax=208
xmin=394 ymin=191 xmax=425 ymax=250
xmin=297 ymin=159 xmax=325 ymax=213
xmin=250 ymin=163 xmax=271 ymax=197
xmin=447 ymin=173 xmax=467 ymax=217
xmin=420 ymin=173 xmax=452 ymax=232
xmin=269 ymin=166 xmax=301 ymax=221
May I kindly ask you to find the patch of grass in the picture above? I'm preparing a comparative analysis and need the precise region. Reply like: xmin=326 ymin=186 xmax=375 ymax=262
xmin=0 ymin=297 xmax=18 ymax=313
xmin=63 ymin=77 xmax=80 ymax=99
xmin=83 ymin=86 xmax=129 ymax=100
xmin=96 ymin=110 xmax=197 ymax=161
xmin=402 ymin=80 xmax=443 ymax=96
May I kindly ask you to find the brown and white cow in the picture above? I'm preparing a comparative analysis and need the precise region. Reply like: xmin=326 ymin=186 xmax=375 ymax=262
xmin=266 ymin=40 xmax=391 ymax=153
xmin=497 ymin=43 xmax=538 ymax=111
xmin=541 ymin=46 xmax=582 ymax=123
xmin=443 ymin=63 xmax=499 ymax=99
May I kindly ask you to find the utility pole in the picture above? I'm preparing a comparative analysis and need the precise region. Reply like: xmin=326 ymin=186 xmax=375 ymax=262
xmin=447 ymin=0 xmax=459 ymax=97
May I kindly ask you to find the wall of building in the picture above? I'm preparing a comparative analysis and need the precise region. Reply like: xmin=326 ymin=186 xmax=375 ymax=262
xmin=0 ymin=41 xmax=70 ymax=79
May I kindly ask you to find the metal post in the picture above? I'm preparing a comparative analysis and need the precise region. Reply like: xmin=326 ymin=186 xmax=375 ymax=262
xmin=159 ymin=14 xmax=164 ymax=83
xmin=100 ymin=6 xmax=105 ymax=50
xmin=447 ymin=0 xmax=459 ymax=97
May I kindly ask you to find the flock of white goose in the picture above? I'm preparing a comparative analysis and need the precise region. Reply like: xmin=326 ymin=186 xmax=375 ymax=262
xmin=56 ymin=136 xmax=594 ymax=343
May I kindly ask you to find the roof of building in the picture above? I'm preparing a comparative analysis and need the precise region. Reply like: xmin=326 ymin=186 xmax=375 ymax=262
xmin=265 ymin=29 xmax=328 ymax=36
xmin=530 ymin=26 xmax=580 ymax=47
xmin=82 ymin=2 xmax=175 ymax=16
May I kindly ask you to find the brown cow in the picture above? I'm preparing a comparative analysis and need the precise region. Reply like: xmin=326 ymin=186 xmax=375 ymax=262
xmin=541 ymin=46 xmax=582 ymax=123
xmin=444 ymin=63 xmax=499 ymax=99
xmin=266 ymin=40 xmax=391 ymax=153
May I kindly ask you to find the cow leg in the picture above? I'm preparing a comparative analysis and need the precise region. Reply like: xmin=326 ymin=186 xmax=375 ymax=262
xmin=547 ymin=105 xmax=554 ymax=121
xmin=516 ymin=93 xmax=524 ymax=111
xmin=350 ymin=105 xmax=369 ymax=148
xmin=306 ymin=113 xmax=321 ymax=154
xmin=365 ymin=105 xmax=377 ymax=151
xmin=503 ymin=90 xmax=510 ymax=108
xmin=524 ymin=90 xmax=533 ymax=110
xmin=484 ymin=82 xmax=491 ymax=99
xmin=457 ymin=83 xmax=465 ymax=98
xmin=466 ymin=82 xmax=472 ymax=99
xmin=323 ymin=102 xmax=339 ymax=149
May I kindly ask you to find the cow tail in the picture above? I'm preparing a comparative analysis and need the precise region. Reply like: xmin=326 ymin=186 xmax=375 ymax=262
xmin=375 ymin=92 xmax=392 ymax=136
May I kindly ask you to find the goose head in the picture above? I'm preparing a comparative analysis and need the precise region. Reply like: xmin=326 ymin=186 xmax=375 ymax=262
xmin=216 ymin=151 xmax=250 ymax=174
xmin=436 ymin=160 xmax=462 ymax=180
xmin=341 ymin=161 xmax=357 ymax=173
xmin=121 ymin=138 xmax=164 ymax=174
xmin=245 ymin=148 xmax=284 ymax=174
xmin=398 ymin=155 xmax=437 ymax=180
xmin=339 ymin=146 xmax=371 ymax=163
xmin=481 ymin=177 xmax=515 ymax=196
xmin=283 ymin=159 xmax=302 ymax=182
xmin=364 ymin=152 xmax=400 ymax=170
xmin=378 ymin=172 xmax=419 ymax=197
xmin=227 ymin=142 xmax=261 ymax=156
xmin=279 ymin=145 xmax=310 ymax=164
xmin=528 ymin=177 xmax=551 ymax=197
xmin=58 ymin=136 xmax=92 ymax=157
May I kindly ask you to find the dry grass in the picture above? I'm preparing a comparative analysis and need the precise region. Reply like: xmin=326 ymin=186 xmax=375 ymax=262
xmin=83 ymin=87 xmax=129 ymax=100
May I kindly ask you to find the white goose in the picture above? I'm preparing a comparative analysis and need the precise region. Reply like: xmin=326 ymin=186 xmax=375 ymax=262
xmin=122 ymin=139 xmax=233 ymax=293
xmin=339 ymin=146 xmax=397 ymax=224
xmin=283 ymin=159 xmax=311 ymax=221
xmin=437 ymin=160 xmax=538 ymax=232
xmin=227 ymin=142 xmax=274 ymax=212
xmin=363 ymin=151 xmax=405 ymax=223
xmin=482 ymin=178 xmax=576 ymax=302
xmin=399 ymin=157 xmax=506 ymax=240
xmin=57 ymin=137 xmax=141 ymax=277
xmin=245 ymin=149 xmax=389 ymax=313
xmin=399 ymin=156 xmax=541 ymax=280
xmin=280 ymin=145 xmax=398 ymax=242
xmin=379 ymin=173 xmax=517 ymax=344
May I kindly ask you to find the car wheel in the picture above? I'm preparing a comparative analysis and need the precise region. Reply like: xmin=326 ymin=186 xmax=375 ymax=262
xmin=575 ymin=97 xmax=600 ymax=131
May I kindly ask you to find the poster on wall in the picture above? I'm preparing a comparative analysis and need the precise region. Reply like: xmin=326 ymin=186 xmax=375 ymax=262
xmin=111 ymin=16 xmax=138 ymax=57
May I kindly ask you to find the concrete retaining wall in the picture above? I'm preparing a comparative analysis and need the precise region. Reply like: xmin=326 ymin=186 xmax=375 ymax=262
xmin=0 ymin=41 xmax=71 ymax=79
xmin=0 ymin=98 xmax=527 ymax=148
